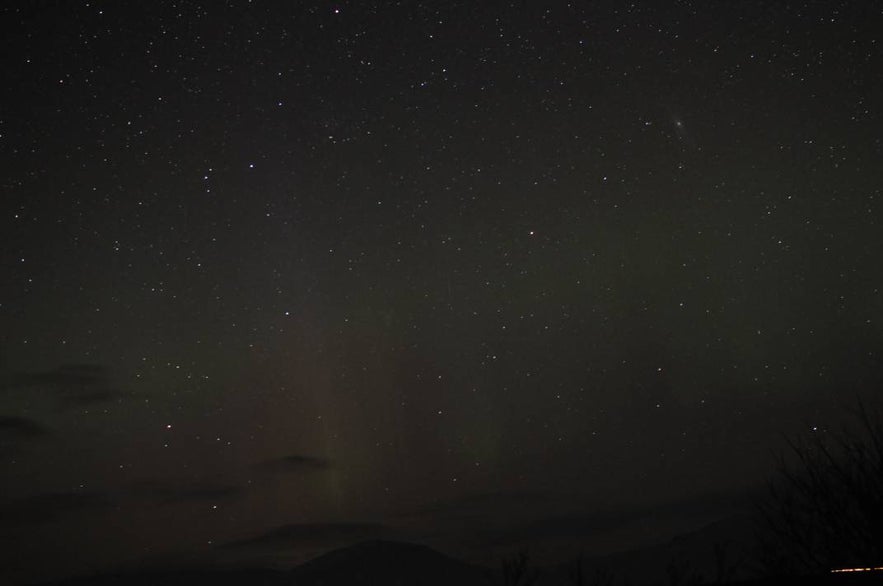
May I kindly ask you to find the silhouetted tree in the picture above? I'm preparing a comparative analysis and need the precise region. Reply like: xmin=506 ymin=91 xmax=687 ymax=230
xmin=710 ymin=539 xmax=742 ymax=584
xmin=569 ymin=553 xmax=585 ymax=586
xmin=569 ymin=554 xmax=617 ymax=586
xmin=756 ymin=400 xmax=883 ymax=574
xmin=493 ymin=550 xmax=537 ymax=586
xmin=665 ymin=556 xmax=703 ymax=586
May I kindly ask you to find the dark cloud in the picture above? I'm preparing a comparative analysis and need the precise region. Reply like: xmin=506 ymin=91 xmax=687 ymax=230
xmin=221 ymin=522 xmax=389 ymax=550
xmin=129 ymin=481 xmax=246 ymax=505
xmin=410 ymin=491 xmax=549 ymax=518
xmin=1 ymin=364 xmax=122 ymax=408
xmin=58 ymin=388 xmax=121 ymax=408
xmin=256 ymin=454 xmax=331 ymax=473
xmin=0 ymin=415 xmax=51 ymax=440
xmin=0 ymin=491 xmax=113 ymax=527
xmin=3 ymin=364 xmax=107 ymax=388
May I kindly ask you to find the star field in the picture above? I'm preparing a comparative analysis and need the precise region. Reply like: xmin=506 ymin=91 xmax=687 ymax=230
xmin=1 ymin=1 xmax=882 ymax=582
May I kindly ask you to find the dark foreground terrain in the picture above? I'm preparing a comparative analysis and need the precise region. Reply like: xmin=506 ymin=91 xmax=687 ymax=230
xmin=32 ymin=538 xmax=883 ymax=586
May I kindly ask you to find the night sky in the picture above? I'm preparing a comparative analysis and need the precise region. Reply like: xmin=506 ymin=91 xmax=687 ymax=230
xmin=2 ymin=1 xmax=882 ymax=582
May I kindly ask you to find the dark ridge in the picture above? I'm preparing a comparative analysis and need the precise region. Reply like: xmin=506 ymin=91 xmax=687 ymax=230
xmin=290 ymin=539 xmax=487 ymax=586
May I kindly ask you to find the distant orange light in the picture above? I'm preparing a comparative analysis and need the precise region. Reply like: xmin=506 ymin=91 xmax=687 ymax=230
xmin=831 ymin=566 xmax=883 ymax=573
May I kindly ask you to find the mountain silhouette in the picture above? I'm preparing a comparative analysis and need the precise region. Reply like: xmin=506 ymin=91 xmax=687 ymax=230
xmin=36 ymin=540 xmax=489 ymax=586
xmin=288 ymin=540 xmax=487 ymax=586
